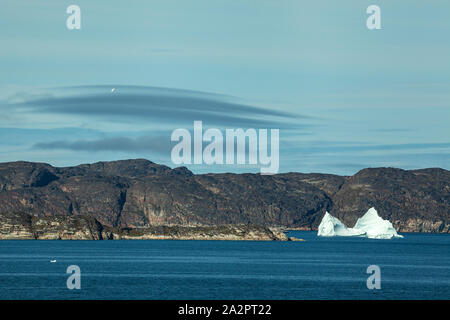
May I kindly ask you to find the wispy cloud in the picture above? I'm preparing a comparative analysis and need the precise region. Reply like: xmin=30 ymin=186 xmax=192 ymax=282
xmin=34 ymin=135 xmax=171 ymax=154
xmin=286 ymin=142 xmax=450 ymax=154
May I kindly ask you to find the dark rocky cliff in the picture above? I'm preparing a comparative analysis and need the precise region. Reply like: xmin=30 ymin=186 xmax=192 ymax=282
xmin=0 ymin=159 xmax=448 ymax=237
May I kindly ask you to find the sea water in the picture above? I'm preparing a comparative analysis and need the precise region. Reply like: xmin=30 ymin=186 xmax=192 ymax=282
xmin=0 ymin=231 xmax=448 ymax=299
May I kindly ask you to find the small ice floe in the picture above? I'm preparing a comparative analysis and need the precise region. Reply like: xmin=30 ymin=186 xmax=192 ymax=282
xmin=111 ymin=88 xmax=116 ymax=93
xmin=50 ymin=260 xmax=57 ymax=263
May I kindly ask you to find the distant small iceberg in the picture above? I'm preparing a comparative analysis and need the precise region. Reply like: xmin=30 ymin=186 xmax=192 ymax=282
xmin=317 ymin=207 xmax=403 ymax=239
xmin=50 ymin=260 xmax=56 ymax=263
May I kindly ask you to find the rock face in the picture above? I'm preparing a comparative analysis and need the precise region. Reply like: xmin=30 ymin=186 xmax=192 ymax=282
xmin=0 ymin=211 xmax=288 ymax=241
xmin=0 ymin=211 xmax=106 ymax=240
xmin=0 ymin=159 xmax=448 ymax=238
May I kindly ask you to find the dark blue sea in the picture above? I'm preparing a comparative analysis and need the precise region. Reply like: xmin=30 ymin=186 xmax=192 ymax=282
xmin=0 ymin=231 xmax=448 ymax=300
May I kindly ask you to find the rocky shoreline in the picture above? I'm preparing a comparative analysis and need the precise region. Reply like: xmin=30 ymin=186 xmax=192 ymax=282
xmin=0 ymin=159 xmax=448 ymax=236
xmin=0 ymin=212 xmax=297 ymax=241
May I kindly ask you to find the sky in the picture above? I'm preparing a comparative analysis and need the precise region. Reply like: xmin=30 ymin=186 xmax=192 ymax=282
xmin=0 ymin=0 xmax=449 ymax=175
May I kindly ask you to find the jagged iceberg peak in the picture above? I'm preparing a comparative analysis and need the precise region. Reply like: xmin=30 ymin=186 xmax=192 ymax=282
xmin=317 ymin=212 xmax=365 ymax=237
xmin=354 ymin=207 xmax=403 ymax=239
xmin=317 ymin=208 xmax=403 ymax=239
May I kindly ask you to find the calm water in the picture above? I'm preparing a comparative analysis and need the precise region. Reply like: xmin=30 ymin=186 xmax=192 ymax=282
xmin=0 ymin=231 xmax=448 ymax=300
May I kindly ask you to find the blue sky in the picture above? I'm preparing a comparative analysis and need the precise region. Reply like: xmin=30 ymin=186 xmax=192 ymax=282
xmin=0 ymin=0 xmax=449 ymax=174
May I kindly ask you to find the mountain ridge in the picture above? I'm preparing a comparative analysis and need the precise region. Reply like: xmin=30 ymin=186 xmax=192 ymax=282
xmin=0 ymin=159 xmax=448 ymax=238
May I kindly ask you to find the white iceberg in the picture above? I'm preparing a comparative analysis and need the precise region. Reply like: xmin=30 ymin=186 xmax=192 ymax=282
xmin=317 ymin=207 xmax=403 ymax=239
xmin=317 ymin=212 xmax=365 ymax=237
xmin=353 ymin=207 xmax=403 ymax=239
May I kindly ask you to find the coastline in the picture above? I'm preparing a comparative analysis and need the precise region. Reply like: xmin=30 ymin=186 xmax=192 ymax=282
xmin=0 ymin=214 xmax=302 ymax=241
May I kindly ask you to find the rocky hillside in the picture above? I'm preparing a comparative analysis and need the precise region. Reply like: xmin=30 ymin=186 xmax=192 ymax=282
xmin=0 ymin=159 xmax=448 ymax=236
xmin=0 ymin=211 xmax=289 ymax=241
